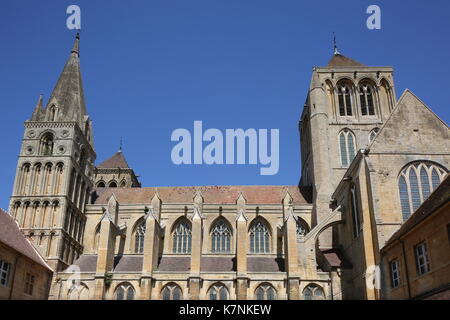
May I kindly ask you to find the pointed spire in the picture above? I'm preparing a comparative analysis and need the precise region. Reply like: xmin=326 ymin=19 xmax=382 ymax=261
xmin=31 ymin=94 xmax=43 ymax=120
xmin=46 ymin=33 xmax=87 ymax=126
xmin=71 ymin=32 xmax=80 ymax=57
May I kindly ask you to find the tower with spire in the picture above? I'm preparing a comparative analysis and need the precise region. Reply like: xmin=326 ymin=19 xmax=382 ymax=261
xmin=299 ymin=44 xmax=396 ymax=248
xmin=9 ymin=33 xmax=96 ymax=273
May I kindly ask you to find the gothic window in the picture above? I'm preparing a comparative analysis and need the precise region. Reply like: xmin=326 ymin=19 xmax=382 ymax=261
xmin=162 ymin=283 xmax=182 ymax=300
xmin=398 ymin=162 xmax=447 ymax=221
xmin=20 ymin=163 xmax=31 ymax=194
xmin=339 ymin=129 xmax=356 ymax=167
xmin=296 ymin=219 xmax=309 ymax=241
xmin=209 ymin=283 xmax=229 ymax=300
xmin=255 ymin=284 xmax=276 ymax=300
xmin=96 ymin=181 xmax=106 ymax=188
xmin=108 ymin=181 xmax=117 ymax=188
xmin=303 ymin=284 xmax=325 ymax=300
xmin=135 ymin=221 xmax=146 ymax=254
xmin=337 ymin=83 xmax=353 ymax=116
xmin=172 ymin=219 xmax=192 ymax=254
xmin=350 ymin=184 xmax=362 ymax=238
xmin=40 ymin=133 xmax=54 ymax=156
xmin=120 ymin=180 xmax=127 ymax=188
xmin=115 ymin=283 xmax=135 ymax=300
xmin=68 ymin=283 xmax=90 ymax=300
xmin=48 ymin=106 xmax=58 ymax=121
xmin=249 ymin=219 xmax=271 ymax=254
xmin=211 ymin=219 xmax=232 ymax=253
xmin=359 ymin=83 xmax=375 ymax=116
xmin=368 ymin=128 xmax=380 ymax=144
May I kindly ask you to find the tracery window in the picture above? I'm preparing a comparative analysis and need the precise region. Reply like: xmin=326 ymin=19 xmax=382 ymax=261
xmin=303 ymin=284 xmax=325 ymax=300
xmin=296 ymin=220 xmax=309 ymax=241
xmin=172 ymin=219 xmax=192 ymax=254
xmin=337 ymin=83 xmax=353 ymax=116
xmin=162 ymin=283 xmax=182 ymax=300
xmin=255 ymin=284 xmax=276 ymax=300
xmin=115 ymin=283 xmax=135 ymax=300
xmin=359 ymin=83 xmax=375 ymax=116
xmin=339 ymin=129 xmax=356 ymax=167
xmin=249 ymin=220 xmax=270 ymax=254
xmin=398 ymin=162 xmax=447 ymax=221
xmin=209 ymin=283 xmax=229 ymax=300
xmin=135 ymin=221 xmax=146 ymax=254
xmin=211 ymin=219 xmax=231 ymax=253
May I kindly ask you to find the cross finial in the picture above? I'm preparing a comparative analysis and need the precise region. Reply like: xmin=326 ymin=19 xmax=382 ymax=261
xmin=333 ymin=32 xmax=340 ymax=55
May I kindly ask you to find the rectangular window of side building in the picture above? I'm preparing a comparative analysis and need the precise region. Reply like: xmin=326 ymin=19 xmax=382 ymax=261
xmin=415 ymin=242 xmax=431 ymax=276
xmin=390 ymin=259 xmax=400 ymax=288
xmin=24 ymin=272 xmax=35 ymax=295
xmin=0 ymin=259 xmax=11 ymax=287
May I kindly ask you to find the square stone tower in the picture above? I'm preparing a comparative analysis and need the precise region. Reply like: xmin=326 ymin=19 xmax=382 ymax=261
xmin=299 ymin=49 xmax=396 ymax=248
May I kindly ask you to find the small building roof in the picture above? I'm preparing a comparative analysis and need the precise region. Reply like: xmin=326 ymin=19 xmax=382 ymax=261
xmin=0 ymin=209 xmax=53 ymax=271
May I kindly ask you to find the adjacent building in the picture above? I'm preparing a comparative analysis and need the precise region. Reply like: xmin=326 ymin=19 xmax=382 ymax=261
xmin=0 ymin=209 xmax=53 ymax=300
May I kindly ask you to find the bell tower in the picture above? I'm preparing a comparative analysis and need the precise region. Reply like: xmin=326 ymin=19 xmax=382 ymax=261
xmin=8 ymin=33 xmax=95 ymax=272
xmin=299 ymin=48 xmax=396 ymax=248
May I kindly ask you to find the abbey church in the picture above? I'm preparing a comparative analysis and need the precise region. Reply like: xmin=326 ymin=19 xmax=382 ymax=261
xmin=1 ymin=34 xmax=449 ymax=300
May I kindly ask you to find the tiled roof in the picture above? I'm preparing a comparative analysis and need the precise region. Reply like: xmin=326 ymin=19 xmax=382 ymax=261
xmin=0 ymin=209 xmax=52 ymax=271
xmin=92 ymin=186 xmax=312 ymax=205
xmin=247 ymin=257 xmax=285 ymax=272
xmin=327 ymin=53 xmax=365 ymax=67
xmin=67 ymin=255 xmax=286 ymax=273
xmin=382 ymin=174 xmax=450 ymax=250
xmin=97 ymin=151 xmax=130 ymax=169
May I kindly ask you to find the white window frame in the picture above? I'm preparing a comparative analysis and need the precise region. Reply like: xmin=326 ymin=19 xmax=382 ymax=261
xmin=415 ymin=242 xmax=431 ymax=276
xmin=0 ymin=260 xmax=11 ymax=287
xmin=390 ymin=259 xmax=400 ymax=288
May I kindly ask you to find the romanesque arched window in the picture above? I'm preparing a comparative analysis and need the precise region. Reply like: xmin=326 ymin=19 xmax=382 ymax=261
xmin=339 ymin=129 xmax=356 ymax=167
xmin=134 ymin=220 xmax=146 ymax=254
xmin=40 ymin=133 xmax=54 ymax=156
xmin=368 ymin=128 xmax=380 ymax=144
xmin=172 ymin=219 xmax=192 ymax=254
xmin=211 ymin=219 xmax=232 ymax=253
xmin=303 ymin=284 xmax=325 ymax=300
xmin=249 ymin=219 xmax=271 ymax=254
xmin=255 ymin=284 xmax=276 ymax=300
xmin=398 ymin=162 xmax=447 ymax=221
xmin=359 ymin=82 xmax=376 ymax=116
xmin=209 ymin=283 xmax=229 ymax=300
xmin=114 ymin=283 xmax=135 ymax=300
xmin=337 ymin=82 xmax=353 ymax=116
xmin=162 ymin=283 xmax=182 ymax=300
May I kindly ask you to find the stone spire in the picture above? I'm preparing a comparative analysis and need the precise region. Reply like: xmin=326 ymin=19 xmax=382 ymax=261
xmin=45 ymin=32 xmax=87 ymax=126
xmin=31 ymin=94 xmax=44 ymax=121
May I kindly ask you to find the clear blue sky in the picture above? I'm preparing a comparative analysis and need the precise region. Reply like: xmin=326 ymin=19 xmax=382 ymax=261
xmin=1 ymin=0 xmax=449 ymax=210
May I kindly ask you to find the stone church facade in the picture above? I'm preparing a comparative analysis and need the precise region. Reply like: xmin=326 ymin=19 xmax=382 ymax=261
xmin=6 ymin=35 xmax=449 ymax=300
